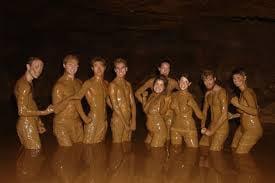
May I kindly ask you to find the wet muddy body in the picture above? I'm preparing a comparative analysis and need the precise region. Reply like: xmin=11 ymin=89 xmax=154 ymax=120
xmin=1 ymin=109 xmax=275 ymax=183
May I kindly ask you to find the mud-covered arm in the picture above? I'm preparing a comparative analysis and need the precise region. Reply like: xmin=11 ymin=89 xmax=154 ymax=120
xmin=129 ymin=85 xmax=137 ymax=130
xmin=201 ymin=94 xmax=209 ymax=128
xmin=231 ymin=91 xmax=258 ymax=116
xmin=17 ymin=84 xmax=50 ymax=116
xmin=208 ymin=90 xmax=228 ymax=135
xmin=171 ymin=79 xmax=180 ymax=91
xmin=72 ymin=81 xmax=89 ymax=100
xmin=188 ymin=95 xmax=204 ymax=120
xmin=109 ymin=83 xmax=129 ymax=128
xmin=75 ymin=100 xmax=91 ymax=123
xmin=160 ymin=95 xmax=171 ymax=115
xmin=52 ymin=83 xmax=69 ymax=114
xmin=135 ymin=79 xmax=153 ymax=103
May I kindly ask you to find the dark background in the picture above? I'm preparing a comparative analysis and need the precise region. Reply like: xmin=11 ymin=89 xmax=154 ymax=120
xmin=2 ymin=0 xmax=275 ymax=136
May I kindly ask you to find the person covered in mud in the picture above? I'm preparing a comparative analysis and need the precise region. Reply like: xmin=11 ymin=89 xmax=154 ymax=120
xmin=135 ymin=60 xmax=179 ymax=141
xmin=108 ymin=58 xmax=136 ymax=143
xmin=170 ymin=73 xmax=204 ymax=148
xmin=52 ymin=54 xmax=91 ymax=146
xmin=230 ymin=68 xmax=263 ymax=154
xmin=14 ymin=57 xmax=54 ymax=149
xmin=199 ymin=70 xmax=229 ymax=151
xmin=72 ymin=57 xmax=109 ymax=144
xmin=142 ymin=75 xmax=171 ymax=147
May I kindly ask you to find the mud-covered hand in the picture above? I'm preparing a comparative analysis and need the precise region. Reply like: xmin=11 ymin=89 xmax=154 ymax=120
xmin=230 ymin=97 xmax=240 ymax=107
xmin=38 ymin=120 xmax=46 ymax=134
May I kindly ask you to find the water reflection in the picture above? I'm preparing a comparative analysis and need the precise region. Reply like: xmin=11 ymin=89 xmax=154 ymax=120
xmin=15 ymin=143 xmax=264 ymax=183
xmin=16 ymin=148 xmax=45 ymax=183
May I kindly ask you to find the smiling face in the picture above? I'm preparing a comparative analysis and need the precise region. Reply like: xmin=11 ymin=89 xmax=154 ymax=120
xmin=92 ymin=61 xmax=105 ymax=77
xmin=27 ymin=59 xmax=44 ymax=79
xmin=179 ymin=76 xmax=191 ymax=91
xmin=63 ymin=58 xmax=79 ymax=76
xmin=114 ymin=62 xmax=127 ymax=78
xmin=153 ymin=79 xmax=165 ymax=94
xmin=233 ymin=73 xmax=246 ymax=88
xmin=158 ymin=62 xmax=170 ymax=77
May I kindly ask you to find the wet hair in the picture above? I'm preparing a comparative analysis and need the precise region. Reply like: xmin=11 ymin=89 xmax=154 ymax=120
xmin=153 ymin=75 xmax=168 ymax=93
xmin=114 ymin=58 xmax=127 ymax=67
xmin=232 ymin=67 xmax=247 ymax=77
xmin=179 ymin=73 xmax=191 ymax=82
xmin=27 ymin=57 xmax=42 ymax=65
xmin=201 ymin=69 xmax=216 ymax=80
xmin=63 ymin=54 xmax=79 ymax=65
xmin=90 ymin=57 xmax=106 ymax=67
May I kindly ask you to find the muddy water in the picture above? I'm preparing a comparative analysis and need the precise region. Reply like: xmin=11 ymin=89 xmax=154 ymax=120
xmin=0 ymin=121 xmax=275 ymax=183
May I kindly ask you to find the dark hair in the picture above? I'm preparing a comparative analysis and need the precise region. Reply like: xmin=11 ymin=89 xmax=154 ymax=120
xmin=232 ymin=67 xmax=247 ymax=77
xmin=180 ymin=73 xmax=191 ymax=82
xmin=63 ymin=54 xmax=79 ymax=65
xmin=159 ymin=58 xmax=171 ymax=68
xmin=27 ymin=57 xmax=42 ymax=65
xmin=153 ymin=75 xmax=168 ymax=93
xmin=201 ymin=69 xmax=216 ymax=80
xmin=90 ymin=57 xmax=106 ymax=67
xmin=114 ymin=58 xmax=127 ymax=67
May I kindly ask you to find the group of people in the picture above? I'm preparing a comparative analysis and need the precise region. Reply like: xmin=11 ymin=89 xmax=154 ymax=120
xmin=14 ymin=55 xmax=263 ymax=154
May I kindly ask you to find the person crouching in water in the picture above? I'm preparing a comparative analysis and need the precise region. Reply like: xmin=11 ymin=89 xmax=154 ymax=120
xmin=141 ymin=75 xmax=170 ymax=147
xmin=170 ymin=74 xmax=204 ymax=148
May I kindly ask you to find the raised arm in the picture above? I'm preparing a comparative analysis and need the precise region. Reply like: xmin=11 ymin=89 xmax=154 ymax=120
xmin=170 ymin=79 xmax=180 ymax=92
xmin=135 ymin=78 xmax=154 ymax=103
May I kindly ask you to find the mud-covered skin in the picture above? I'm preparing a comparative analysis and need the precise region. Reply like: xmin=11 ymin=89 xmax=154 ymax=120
xmin=135 ymin=77 xmax=179 ymax=141
xmin=170 ymin=90 xmax=203 ymax=147
xmin=15 ymin=59 xmax=53 ymax=150
xmin=109 ymin=77 xmax=136 ymax=143
xmin=52 ymin=73 xmax=88 ymax=146
xmin=231 ymin=88 xmax=263 ymax=154
xmin=199 ymin=88 xmax=229 ymax=151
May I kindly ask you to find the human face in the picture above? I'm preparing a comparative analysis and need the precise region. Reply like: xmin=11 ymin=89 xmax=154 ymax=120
xmin=158 ymin=62 xmax=170 ymax=77
xmin=233 ymin=74 xmax=246 ymax=88
xmin=27 ymin=60 xmax=44 ymax=79
xmin=92 ymin=61 xmax=105 ymax=77
xmin=179 ymin=76 xmax=191 ymax=91
xmin=114 ymin=62 xmax=127 ymax=78
xmin=63 ymin=59 xmax=79 ymax=76
xmin=203 ymin=75 xmax=216 ymax=90
xmin=153 ymin=79 xmax=165 ymax=94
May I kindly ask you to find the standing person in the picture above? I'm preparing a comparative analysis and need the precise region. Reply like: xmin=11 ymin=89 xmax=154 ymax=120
xmin=52 ymin=54 xmax=91 ymax=146
xmin=135 ymin=60 xmax=179 ymax=141
xmin=230 ymin=68 xmax=263 ymax=154
xmin=170 ymin=74 xmax=204 ymax=148
xmin=142 ymin=75 xmax=170 ymax=147
xmin=109 ymin=58 xmax=136 ymax=143
xmin=72 ymin=57 xmax=109 ymax=144
xmin=14 ymin=57 xmax=54 ymax=149
xmin=199 ymin=70 xmax=229 ymax=151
